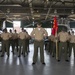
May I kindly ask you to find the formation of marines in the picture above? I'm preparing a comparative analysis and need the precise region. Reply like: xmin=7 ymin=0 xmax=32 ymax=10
xmin=0 ymin=28 xmax=30 ymax=57
xmin=0 ymin=23 xmax=75 ymax=65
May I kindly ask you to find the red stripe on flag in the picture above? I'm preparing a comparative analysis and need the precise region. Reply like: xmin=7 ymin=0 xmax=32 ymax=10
xmin=51 ymin=16 xmax=58 ymax=35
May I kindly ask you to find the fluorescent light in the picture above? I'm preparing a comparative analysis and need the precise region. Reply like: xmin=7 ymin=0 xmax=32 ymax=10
xmin=13 ymin=15 xmax=21 ymax=17
xmin=0 ymin=4 xmax=21 ymax=7
xmin=71 ymin=10 xmax=74 ymax=14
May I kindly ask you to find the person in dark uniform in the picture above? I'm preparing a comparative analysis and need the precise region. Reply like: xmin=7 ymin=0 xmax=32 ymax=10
xmin=31 ymin=22 xmax=48 ymax=65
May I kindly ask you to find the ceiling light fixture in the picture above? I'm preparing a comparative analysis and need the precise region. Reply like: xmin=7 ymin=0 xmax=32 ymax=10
xmin=61 ymin=0 xmax=64 ymax=2
xmin=7 ymin=9 xmax=10 ymax=13
xmin=37 ymin=10 xmax=39 ymax=12
xmin=46 ymin=0 xmax=49 ymax=2
xmin=32 ymin=17 xmax=34 ymax=19
xmin=71 ymin=9 xmax=74 ymax=14
xmin=54 ymin=9 xmax=57 ymax=14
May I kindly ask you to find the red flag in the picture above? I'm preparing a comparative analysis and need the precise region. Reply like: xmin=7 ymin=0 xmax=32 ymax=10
xmin=51 ymin=16 xmax=58 ymax=35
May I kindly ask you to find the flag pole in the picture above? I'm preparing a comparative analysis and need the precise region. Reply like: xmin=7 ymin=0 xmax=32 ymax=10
xmin=55 ymin=30 xmax=58 ymax=60
xmin=51 ymin=16 xmax=58 ymax=60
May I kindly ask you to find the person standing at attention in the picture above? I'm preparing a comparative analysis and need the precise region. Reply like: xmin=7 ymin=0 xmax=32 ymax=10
xmin=1 ymin=28 xmax=11 ymax=57
xmin=31 ymin=22 xmax=48 ymax=65
xmin=57 ymin=29 xmax=69 ymax=62
xmin=18 ymin=28 xmax=28 ymax=57
xmin=69 ymin=31 xmax=75 ymax=57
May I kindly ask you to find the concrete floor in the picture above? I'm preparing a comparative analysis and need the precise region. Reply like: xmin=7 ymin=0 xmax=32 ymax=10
xmin=0 ymin=44 xmax=75 ymax=75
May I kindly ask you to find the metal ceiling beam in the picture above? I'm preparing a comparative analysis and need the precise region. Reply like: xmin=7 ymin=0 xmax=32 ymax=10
xmin=55 ymin=0 xmax=75 ymax=3
xmin=0 ymin=6 xmax=75 ymax=9
xmin=0 ymin=8 xmax=74 ymax=15
xmin=0 ymin=4 xmax=21 ymax=6
xmin=0 ymin=0 xmax=6 ymax=4
xmin=0 ymin=11 xmax=73 ymax=14
xmin=0 ymin=0 xmax=75 ymax=4
xmin=0 ymin=0 xmax=27 ymax=4
xmin=28 ymin=0 xmax=34 ymax=19
xmin=0 ymin=0 xmax=26 ymax=4
xmin=45 ymin=0 xmax=57 ymax=20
